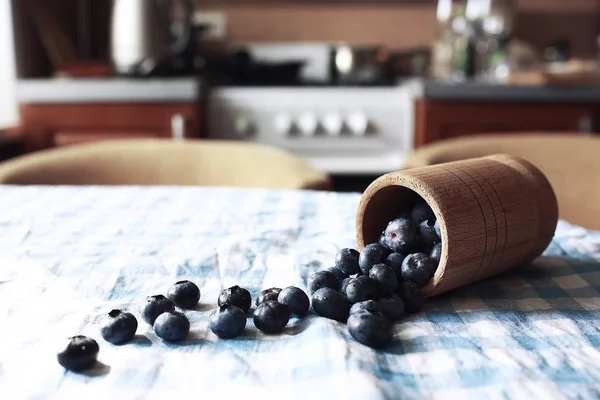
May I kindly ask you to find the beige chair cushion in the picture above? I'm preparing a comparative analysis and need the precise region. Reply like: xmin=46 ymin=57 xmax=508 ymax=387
xmin=0 ymin=138 xmax=331 ymax=190
xmin=404 ymin=133 xmax=600 ymax=230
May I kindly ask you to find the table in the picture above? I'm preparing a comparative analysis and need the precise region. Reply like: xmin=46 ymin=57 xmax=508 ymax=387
xmin=1 ymin=186 xmax=600 ymax=399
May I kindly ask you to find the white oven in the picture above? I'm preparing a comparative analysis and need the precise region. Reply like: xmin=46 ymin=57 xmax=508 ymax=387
xmin=207 ymin=85 xmax=415 ymax=174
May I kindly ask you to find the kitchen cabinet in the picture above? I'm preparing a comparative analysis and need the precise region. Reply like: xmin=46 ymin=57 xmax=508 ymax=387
xmin=414 ymin=100 xmax=597 ymax=147
xmin=18 ymin=102 xmax=200 ymax=151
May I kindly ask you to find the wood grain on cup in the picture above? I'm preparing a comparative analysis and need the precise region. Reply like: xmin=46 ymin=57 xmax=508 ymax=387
xmin=356 ymin=155 xmax=558 ymax=298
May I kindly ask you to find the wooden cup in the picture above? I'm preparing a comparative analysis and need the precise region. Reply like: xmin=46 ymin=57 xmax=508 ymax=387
xmin=355 ymin=154 xmax=559 ymax=297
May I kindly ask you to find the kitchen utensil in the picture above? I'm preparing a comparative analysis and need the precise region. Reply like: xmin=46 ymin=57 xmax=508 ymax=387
xmin=239 ymin=43 xmax=331 ymax=83
xmin=204 ymin=49 xmax=305 ymax=86
xmin=389 ymin=48 xmax=431 ymax=77
xmin=109 ymin=0 xmax=192 ymax=76
xmin=356 ymin=154 xmax=558 ymax=298
xmin=330 ymin=44 xmax=392 ymax=85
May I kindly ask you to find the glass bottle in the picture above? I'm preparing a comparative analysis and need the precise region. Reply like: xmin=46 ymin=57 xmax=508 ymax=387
xmin=466 ymin=0 xmax=514 ymax=81
xmin=431 ymin=0 xmax=472 ymax=81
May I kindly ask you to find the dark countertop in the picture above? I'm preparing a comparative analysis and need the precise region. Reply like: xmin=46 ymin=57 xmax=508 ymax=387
xmin=415 ymin=79 xmax=600 ymax=102
xmin=16 ymin=78 xmax=200 ymax=103
xmin=17 ymin=76 xmax=600 ymax=104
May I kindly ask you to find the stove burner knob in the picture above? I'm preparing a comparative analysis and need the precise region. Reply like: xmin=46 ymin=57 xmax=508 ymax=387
xmin=322 ymin=113 xmax=343 ymax=136
xmin=297 ymin=112 xmax=318 ymax=136
xmin=234 ymin=116 xmax=253 ymax=137
xmin=274 ymin=114 xmax=293 ymax=135
xmin=347 ymin=112 xmax=369 ymax=136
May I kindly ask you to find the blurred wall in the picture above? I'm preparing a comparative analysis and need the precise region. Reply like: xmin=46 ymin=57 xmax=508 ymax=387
xmin=12 ymin=0 xmax=600 ymax=77
xmin=195 ymin=0 xmax=600 ymax=57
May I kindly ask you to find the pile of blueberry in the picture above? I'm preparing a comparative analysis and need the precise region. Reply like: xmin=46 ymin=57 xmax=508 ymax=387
xmin=57 ymin=200 xmax=443 ymax=371
xmin=212 ymin=285 xmax=310 ymax=337
xmin=307 ymin=200 xmax=442 ymax=348
xmin=57 ymin=280 xmax=201 ymax=372
xmin=57 ymin=280 xmax=310 ymax=372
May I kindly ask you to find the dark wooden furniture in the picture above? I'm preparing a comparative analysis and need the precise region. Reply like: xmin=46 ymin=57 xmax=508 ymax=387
xmin=415 ymin=99 xmax=597 ymax=147
xmin=0 ymin=133 xmax=25 ymax=162
xmin=18 ymin=102 xmax=199 ymax=151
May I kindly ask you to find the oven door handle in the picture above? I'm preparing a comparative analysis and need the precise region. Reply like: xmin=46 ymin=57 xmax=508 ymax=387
xmin=171 ymin=113 xmax=186 ymax=141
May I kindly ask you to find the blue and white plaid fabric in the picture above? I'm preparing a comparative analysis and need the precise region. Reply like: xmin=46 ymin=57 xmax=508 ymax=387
xmin=1 ymin=186 xmax=600 ymax=400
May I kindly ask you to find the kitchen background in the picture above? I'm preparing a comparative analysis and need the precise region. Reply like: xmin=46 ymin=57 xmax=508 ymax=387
xmin=11 ymin=0 xmax=600 ymax=73
xmin=4 ymin=0 xmax=600 ymax=191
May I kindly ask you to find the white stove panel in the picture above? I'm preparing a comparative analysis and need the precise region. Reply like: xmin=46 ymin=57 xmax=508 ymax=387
xmin=208 ymin=87 xmax=415 ymax=174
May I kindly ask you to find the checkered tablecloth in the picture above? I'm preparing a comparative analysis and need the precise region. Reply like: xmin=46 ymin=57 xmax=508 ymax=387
xmin=1 ymin=185 xmax=600 ymax=400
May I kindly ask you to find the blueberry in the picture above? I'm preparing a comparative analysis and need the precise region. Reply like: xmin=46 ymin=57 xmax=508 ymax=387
xmin=153 ymin=311 xmax=190 ymax=342
xmin=379 ymin=295 xmax=406 ymax=321
xmin=327 ymin=266 xmax=348 ymax=282
xmin=335 ymin=248 xmax=360 ymax=275
xmin=397 ymin=281 xmax=425 ymax=313
xmin=339 ymin=277 xmax=352 ymax=296
xmin=361 ymin=275 xmax=382 ymax=299
xmin=345 ymin=275 xmax=379 ymax=304
xmin=218 ymin=285 xmax=252 ymax=314
xmin=57 ymin=335 xmax=99 ymax=372
xmin=368 ymin=263 xmax=398 ymax=297
xmin=430 ymin=242 xmax=442 ymax=263
xmin=349 ymin=300 xmax=381 ymax=316
xmin=167 ymin=280 xmax=201 ymax=309
xmin=100 ymin=309 xmax=138 ymax=345
xmin=382 ymin=218 xmax=418 ymax=254
xmin=378 ymin=233 xmax=390 ymax=250
xmin=307 ymin=270 xmax=339 ymax=296
xmin=358 ymin=243 xmax=388 ymax=275
xmin=418 ymin=219 xmax=440 ymax=248
xmin=434 ymin=219 xmax=442 ymax=239
xmin=411 ymin=202 xmax=435 ymax=225
xmin=253 ymin=300 xmax=290 ymax=334
xmin=141 ymin=294 xmax=175 ymax=325
xmin=278 ymin=286 xmax=310 ymax=316
xmin=385 ymin=253 xmax=405 ymax=283
xmin=401 ymin=253 xmax=438 ymax=287
xmin=210 ymin=305 xmax=247 ymax=338
xmin=312 ymin=287 xmax=350 ymax=322
xmin=256 ymin=287 xmax=282 ymax=307
xmin=347 ymin=311 xmax=393 ymax=349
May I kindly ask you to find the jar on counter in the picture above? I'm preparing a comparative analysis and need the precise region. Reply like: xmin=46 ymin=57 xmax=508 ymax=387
xmin=431 ymin=0 xmax=474 ymax=81
xmin=467 ymin=0 xmax=515 ymax=82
